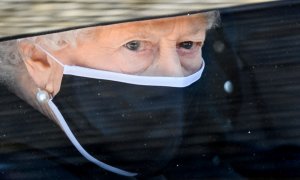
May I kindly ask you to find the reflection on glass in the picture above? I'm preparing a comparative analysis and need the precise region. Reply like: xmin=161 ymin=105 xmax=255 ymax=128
xmin=1 ymin=1 xmax=300 ymax=178
xmin=0 ymin=11 xmax=219 ymax=177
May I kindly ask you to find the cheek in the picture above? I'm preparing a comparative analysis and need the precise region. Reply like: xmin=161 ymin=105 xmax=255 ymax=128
xmin=180 ymin=50 xmax=203 ymax=75
xmin=72 ymin=47 xmax=122 ymax=72
xmin=117 ymin=48 xmax=155 ymax=74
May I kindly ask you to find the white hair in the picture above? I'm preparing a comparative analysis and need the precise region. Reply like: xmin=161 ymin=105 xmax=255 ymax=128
xmin=0 ymin=40 xmax=23 ymax=88
xmin=204 ymin=10 xmax=220 ymax=30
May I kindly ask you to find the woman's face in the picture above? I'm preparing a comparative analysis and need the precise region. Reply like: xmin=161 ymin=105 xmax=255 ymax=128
xmin=22 ymin=13 xmax=208 ymax=96
xmin=54 ymin=14 xmax=207 ymax=77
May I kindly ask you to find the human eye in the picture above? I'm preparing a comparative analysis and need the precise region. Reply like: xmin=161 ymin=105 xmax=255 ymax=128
xmin=177 ymin=41 xmax=202 ymax=50
xmin=119 ymin=40 xmax=155 ymax=74
xmin=177 ymin=41 xmax=203 ymax=57
xmin=124 ymin=40 xmax=142 ymax=51
xmin=178 ymin=41 xmax=194 ymax=49
xmin=122 ymin=40 xmax=153 ymax=55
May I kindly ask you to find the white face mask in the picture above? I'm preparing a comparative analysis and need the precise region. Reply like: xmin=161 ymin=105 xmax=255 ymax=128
xmin=34 ymin=44 xmax=205 ymax=177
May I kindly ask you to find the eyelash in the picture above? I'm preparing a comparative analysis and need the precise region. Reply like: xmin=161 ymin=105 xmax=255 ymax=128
xmin=177 ymin=41 xmax=202 ymax=48
xmin=176 ymin=41 xmax=202 ymax=56
xmin=123 ymin=40 xmax=152 ymax=52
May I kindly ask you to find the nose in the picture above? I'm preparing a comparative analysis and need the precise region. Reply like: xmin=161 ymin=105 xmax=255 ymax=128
xmin=156 ymin=41 xmax=184 ymax=77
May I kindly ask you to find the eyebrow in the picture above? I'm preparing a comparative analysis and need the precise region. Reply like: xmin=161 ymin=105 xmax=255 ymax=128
xmin=114 ymin=25 xmax=157 ymax=44
xmin=123 ymin=31 xmax=154 ymax=40
xmin=181 ymin=19 xmax=207 ymax=36
xmin=105 ymin=17 xmax=206 ymax=46
xmin=185 ymin=28 xmax=206 ymax=39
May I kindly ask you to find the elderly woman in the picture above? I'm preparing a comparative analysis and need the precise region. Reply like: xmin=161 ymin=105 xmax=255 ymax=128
xmin=0 ymin=11 xmax=219 ymax=177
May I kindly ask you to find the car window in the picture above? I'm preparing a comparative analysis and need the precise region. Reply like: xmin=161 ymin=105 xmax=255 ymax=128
xmin=0 ymin=0 xmax=299 ymax=179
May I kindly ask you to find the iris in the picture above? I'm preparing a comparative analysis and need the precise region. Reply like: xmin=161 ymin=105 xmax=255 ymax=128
xmin=124 ymin=40 xmax=141 ymax=51
xmin=178 ymin=41 xmax=194 ymax=49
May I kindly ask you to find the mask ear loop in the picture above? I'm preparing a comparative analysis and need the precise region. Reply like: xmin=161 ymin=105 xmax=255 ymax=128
xmin=47 ymin=100 xmax=138 ymax=177
xmin=26 ymin=40 xmax=137 ymax=176
xmin=33 ymin=74 xmax=138 ymax=176
xmin=17 ymin=38 xmax=65 ymax=67
xmin=34 ymin=44 xmax=65 ymax=67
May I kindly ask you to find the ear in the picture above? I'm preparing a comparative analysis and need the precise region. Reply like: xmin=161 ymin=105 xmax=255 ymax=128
xmin=19 ymin=41 xmax=64 ymax=96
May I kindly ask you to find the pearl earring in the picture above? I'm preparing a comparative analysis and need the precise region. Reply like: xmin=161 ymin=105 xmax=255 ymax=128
xmin=36 ymin=88 xmax=50 ymax=103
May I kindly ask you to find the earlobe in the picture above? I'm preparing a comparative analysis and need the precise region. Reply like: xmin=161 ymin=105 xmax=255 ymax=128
xmin=19 ymin=40 xmax=64 ymax=96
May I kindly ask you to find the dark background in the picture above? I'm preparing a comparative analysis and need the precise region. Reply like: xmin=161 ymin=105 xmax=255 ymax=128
xmin=1 ymin=0 xmax=300 ymax=179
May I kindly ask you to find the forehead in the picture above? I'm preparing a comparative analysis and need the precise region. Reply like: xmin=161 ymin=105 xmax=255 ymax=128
xmin=115 ymin=14 xmax=205 ymax=30
xmin=93 ymin=14 xmax=207 ymax=38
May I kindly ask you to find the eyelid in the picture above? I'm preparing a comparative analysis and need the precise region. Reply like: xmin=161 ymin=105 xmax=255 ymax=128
xmin=177 ymin=41 xmax=203 ymax=48
xmin=196 ymin=41 xmax=203 ymax=47
xmin=120 ymin=33 xmax=155 ymax=45
xmin=179 ymin=34 xmax=205 ymax=44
